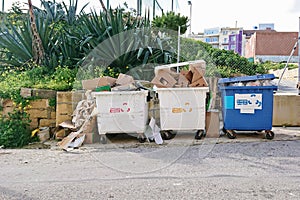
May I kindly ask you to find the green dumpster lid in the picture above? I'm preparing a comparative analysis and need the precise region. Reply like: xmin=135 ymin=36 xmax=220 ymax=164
xmin=218 ymin=74 xmax=275 ymax=85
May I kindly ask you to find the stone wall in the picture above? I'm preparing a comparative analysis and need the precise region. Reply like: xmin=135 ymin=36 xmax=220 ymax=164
xmin=56 ymin=91 xmax=86 ymax=126
xmin=0 ymin=98 xmax=56 ymax=133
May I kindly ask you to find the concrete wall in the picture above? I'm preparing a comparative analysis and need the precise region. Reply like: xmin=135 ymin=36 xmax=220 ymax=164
xmin=273 ymin=94 xmax=300 ymax=126
xmin=256 ymin=55 xmax=299 ymax=63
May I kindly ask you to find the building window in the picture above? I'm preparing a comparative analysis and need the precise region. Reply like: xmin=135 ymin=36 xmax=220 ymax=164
xmin=230 ymin=36 xmax=236 ymax=42
xmin=222 ymin=31 xmax=228 ymax=35
xmin=212 ymin=37 xmax=219 ymax=42
xmin=230 ymin=45 xmax=236 ymax=50
xmin=224 ymin=46 xmax=228 ymax=50
xmin=223 ymin=38 xmax=228 ymax=43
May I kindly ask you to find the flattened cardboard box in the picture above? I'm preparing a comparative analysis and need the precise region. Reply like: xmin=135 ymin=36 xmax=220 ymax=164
xmin=82 ymin=78 xmax=100 ymax=90
xmin=189 ymin=66 xmax=208 ymax=87
xmin=177 ymin=74 xmax=190 ymax=87
xmin=116 ymin=73 xmax=135 ymax=85
xmin=189 ymin=77 xmax=208 ymax=87
xmin=151 ymin=69 xmax=177 ymax=88
xmin=205 ymin=110 xmax=220 ymax=138
xmin=99 ymin=76 xmax=117 ymax=87
xmin=189 ymin=60 xmax=206 ymax=73
xmin=180 ymin=70 xmax=193 ymax=83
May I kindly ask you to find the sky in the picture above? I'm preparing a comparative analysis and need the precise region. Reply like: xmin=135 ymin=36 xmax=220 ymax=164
xmin=3 ymin=0 xmax=300 ymax=32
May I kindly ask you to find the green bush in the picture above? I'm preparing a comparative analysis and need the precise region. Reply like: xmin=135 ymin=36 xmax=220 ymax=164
xmin=0 ymin=109 xmax=36 ymax=148
xmin=260 ymin=61 xmax=298 ymax=71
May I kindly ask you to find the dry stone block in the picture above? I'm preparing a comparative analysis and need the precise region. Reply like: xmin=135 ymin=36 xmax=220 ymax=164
xmin=2 ymin=107 xmax=14 ymax=117
xmin=56 ymin=114 xmax=72 ymax=126
xmin=29 ymin=99 xmax=49 ymax=109
xmin=30 ymin=119 xmax=39 ymax=130
xmin=40 ymin=119 xmax=56 ymax=127
xmin=50 ymin=111 xmax=56 ymax=119
xmin=56 ymin=103 xmax=73 ymax=115
xmin=57 ymin=92 xmax=73 ymax=104
xmin=2 ymin=99 xmax=14 ymax=108
xmin=20 ymin=88 xmax=32 ymax=98
xmin=26 ymin=109 xmax=48 ymax=119
xmin=32 ymin=89 xmax=57 ymax=99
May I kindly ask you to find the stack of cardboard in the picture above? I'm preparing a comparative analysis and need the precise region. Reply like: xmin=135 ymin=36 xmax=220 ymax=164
xmin=151 ymin=62 xmax=208 ymax=88
xmin=82 ymin=76 xmax=117 ymax=90
xmin=81 ymin=73 xmax=140 ymax=91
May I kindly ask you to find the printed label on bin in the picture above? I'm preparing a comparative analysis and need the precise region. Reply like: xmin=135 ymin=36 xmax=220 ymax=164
xmin=172 ymin=102 xmax=193 ymax=113
xmin=109 ymin=102 xmax=131 ymax=113
xmin=235 ymin=93 xmax=262 ymax=114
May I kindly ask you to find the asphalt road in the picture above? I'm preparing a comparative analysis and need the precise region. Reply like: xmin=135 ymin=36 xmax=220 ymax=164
xmin=0 ymin=138 xmax=299 ymax=200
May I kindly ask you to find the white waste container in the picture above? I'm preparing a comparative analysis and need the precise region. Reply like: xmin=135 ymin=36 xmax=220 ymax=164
xmin=156 ymin=87 xmax=209 ymax=139
xmin=92 ymin=90 xmax=149 ymax=144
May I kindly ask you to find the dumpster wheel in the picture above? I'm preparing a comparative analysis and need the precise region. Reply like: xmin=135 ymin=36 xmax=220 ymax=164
xmin=195 ymin=130 xmax=206 ymax=140
xmin=100 ymin=135 xmax=107 ymax=144
xmin=222 ymin=128 xmax=237 ymax=139
xmin=160 ymin=130 xmax=176 ymax=140
xmin=264 ymin=130 xmax=275 ymax=140
xmin=137 ymin=134 xmax=146 ymax=143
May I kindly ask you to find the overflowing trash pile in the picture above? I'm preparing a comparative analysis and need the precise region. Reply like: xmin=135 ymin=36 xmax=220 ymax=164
xmin=56 ymin=60 xmax=211 ymax=150
xmin=81 ymin=73 xmax=149 ymax=92
xmin=151 ymin=61 xmax=208 ymax=88
xmin=218 ymin=75 xmax=276 ymax=87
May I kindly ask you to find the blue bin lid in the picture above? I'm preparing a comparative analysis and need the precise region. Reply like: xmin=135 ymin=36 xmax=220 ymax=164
xmin=218 ymin=74 xmax=275 ymax=85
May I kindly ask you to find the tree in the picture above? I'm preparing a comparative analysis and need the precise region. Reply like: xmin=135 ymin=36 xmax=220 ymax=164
xmin=152 ymin=11 xmax=188 ymax=34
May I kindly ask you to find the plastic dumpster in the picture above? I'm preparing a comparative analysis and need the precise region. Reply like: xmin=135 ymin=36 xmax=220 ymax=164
xmin=156 ymin=87 xmax=209 ymax=139
xmin=92 ymin=90 xmax=149 ymax=144
xmin=218 ymin=74 xmax=278 ymax=139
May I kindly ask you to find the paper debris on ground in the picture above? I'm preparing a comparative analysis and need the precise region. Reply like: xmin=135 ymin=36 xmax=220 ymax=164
xmin=57 ymin=91 xmax=97 ymax=151
xmin=149 ymin=117 xmax=163 ymax=144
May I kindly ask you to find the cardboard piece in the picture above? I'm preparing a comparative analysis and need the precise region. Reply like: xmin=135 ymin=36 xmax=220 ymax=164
xmin=58 ymin=131 xmax=81 ymax=150
xmin=69 ymin=135 xmax=85 ymax=148
xmin=38 ymin=127 xmax=50 ymax=142
xmin=189 ymin=60 xmax=206 ymax=74
xmin=116 ymin=73 xmax=135 ymax=85
xmin=151 ymin=69 xmax=177 ymax=88
xmin=180 ymin=70 xmax=193 ymax=83
xmin=177 ymin=74 xmax=190 ymax=87
xmin=83 ymin=132 xmax=100 ymax=144
xmin=59 ymin=121 xmax=76 ymax=130
xmin=188 ymin=65 xmax=208 ymax=87
xmin=189 ymin=77 xmax=208 ymax=87
xmin=57 ymin=92 xmax=97 ymax=149
xmin=82 ymin=116 xmax=97 ymax=133
xmin=99 ymin=76 xmax=117 ymax=87
xmin=82 ymin=78 xmax=100 ymax=90
xmin=190 ymin=66 xmax=204 ymax=83
xmin=205 ymin=110 xmax=220 ymax=138
xmin=55 ymin=129 xmax=68 ymax=139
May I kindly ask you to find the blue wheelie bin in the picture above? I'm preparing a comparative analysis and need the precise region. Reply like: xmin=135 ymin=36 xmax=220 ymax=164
xmin=218 ymin=74 xmax=278 ymax=139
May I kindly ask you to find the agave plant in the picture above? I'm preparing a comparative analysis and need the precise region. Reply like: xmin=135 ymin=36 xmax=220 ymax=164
xmin=0 ymin=0 xmax=177 ymax=76
xmin=78 ymin=8 xmax=177 ymax=79
xmin=0 ymin=0 xmax=87 ymax=70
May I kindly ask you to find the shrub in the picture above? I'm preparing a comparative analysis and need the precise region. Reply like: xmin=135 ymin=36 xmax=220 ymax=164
xmin=0 ymin=109 xmax=35 ymax=148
